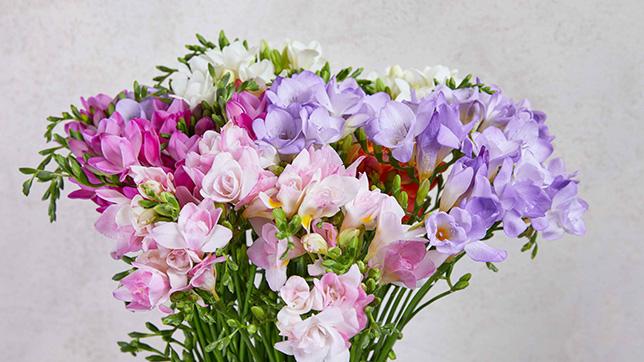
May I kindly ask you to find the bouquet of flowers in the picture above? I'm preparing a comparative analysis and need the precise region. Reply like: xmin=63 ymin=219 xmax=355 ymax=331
xmin=21 ymin=31 xmax=587 ymax=362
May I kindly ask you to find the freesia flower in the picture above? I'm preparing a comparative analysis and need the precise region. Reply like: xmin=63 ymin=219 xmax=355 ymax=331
xmin=364 ymin=100 xmax=429 ymax=163
xmin=280 ymin=276 xmax=320 ymax=314
xmin=189 ymin=254 xmax=226 ymax=293
xmin=369 ymin=240 xmax=443 ymax=289
xmin=275 ymin=306 xmax=354 ymax=362
xmin=113 ymin=262 xmax=171 ymax=312
xmin=247 ymin=223 xmax=305 ymax=291
xmin=426 ymin=207 xmax=506 ymax=262
xmin=151 ymin=200 xmax=232 ymax=254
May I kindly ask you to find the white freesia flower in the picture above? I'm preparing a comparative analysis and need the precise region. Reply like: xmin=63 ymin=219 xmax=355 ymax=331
xmin=368 ymin=64 xmax=460 ymax=101
xmin=203 ymin=40 xmax=258 ymax=80
xmin=239 ymin=58 xmax=275 ymax=84
xmin=170 ymin=56 xmax=218 ymax=109
xmin=170 ymin=41 xmax=262 ymax=108
xmin=284 ymin=40 xmax=326 ymax=71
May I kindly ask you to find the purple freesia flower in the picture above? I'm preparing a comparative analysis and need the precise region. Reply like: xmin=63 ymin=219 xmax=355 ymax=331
xmin=266 ymin=71 xmax=331 ymax=109
xmin=302 ymin=107 xmax=345 ymax=145
xmin=426 ymin=207 xmax=507 ymax=263
xmin=364 ymin=100 xmax=429 ymax=163
xmin=439 ymin=149 xmax=491 ymax=211
xmin=254 ymin=104 xmax=307 ymax=154
xmin=532 ymin=158 xmax=587 ymax=239
xmin=416 ymin=95 xmax=477 ymax=180
xmin=493 ymin=158 xmax=552 ymax=237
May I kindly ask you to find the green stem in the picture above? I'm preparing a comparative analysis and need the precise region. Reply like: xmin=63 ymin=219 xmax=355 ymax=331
xmin=192 ymin=314 xmax=213 ymax=362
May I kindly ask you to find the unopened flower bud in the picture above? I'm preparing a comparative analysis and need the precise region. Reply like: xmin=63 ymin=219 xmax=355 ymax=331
xmin=301 ymin=233 xmax=328 ymax=254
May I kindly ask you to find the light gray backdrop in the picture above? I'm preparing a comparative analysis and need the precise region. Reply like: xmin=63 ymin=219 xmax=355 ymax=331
xmin=2 ymin=0 xmax=642 ymax=361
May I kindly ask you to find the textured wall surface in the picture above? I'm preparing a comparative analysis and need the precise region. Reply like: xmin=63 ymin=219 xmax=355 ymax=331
xmin=2 ymin=0 xmax=643 ymax=361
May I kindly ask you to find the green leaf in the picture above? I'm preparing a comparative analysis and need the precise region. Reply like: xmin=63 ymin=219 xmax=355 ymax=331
xmin=19 ymin=167 xmax=38 ymax=175
xmin=112 ymin=268 xmax=135 ymax=281
xmin=531 ymin=243 xmax=539 ymax=259
xmin=128 ymin=331 xmax=154 ymax=339
xmin=35 ymin=170 xmax=56 ymax=181
xmin=145 ymin=356 xmax=170 ymax=361
xmin=218 ymin=30 xmax=230 ymax=48
xmin=145 ymin=322 xmax=160 ymax=333
xmin=22 ymin=178 xmax=33 ymax=196
xmin=486 ymin=262 xmax=499 ymax=272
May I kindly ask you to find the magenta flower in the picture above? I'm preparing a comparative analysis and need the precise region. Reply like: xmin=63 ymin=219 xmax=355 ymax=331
xmin=225 ymin=91 xmax=267 ymax=140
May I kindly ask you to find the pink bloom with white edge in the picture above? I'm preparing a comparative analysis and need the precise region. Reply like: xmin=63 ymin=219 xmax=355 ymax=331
xmin=280 ymin=275 xmax=321 ymax=314
xmin=189 ymin=254 xmax=226 ymax=293
xmin=136 ymin=249 xmax=196 ymax=292
xmin=311 ymin=265 xmax=373 ymax=330
xmin=200 ymin=152 xmax=262 ymax=204
xmin=341 ymin=174 xmax=391 ymax=231
xmin=129 ymin=166 xmax=175 ymax=199
xmin=368 ymin=240 xmax=444 ymax=289
xmin=151 ymin=200 xmax=232 ymax=255
xmin=275 ymin=306 xmax=354 ymax=362
xmin=113 ymin=262 xmax=171 ymax=312
xmin=94 ymin=191 xmax=157 ymax=259
xmin=297 ymin=174 xmax=360 ymax=230
xmin=247 ymin=223 xmax=305 ymax=291
xmin=365 ymin=202 xmax=423 ymax=261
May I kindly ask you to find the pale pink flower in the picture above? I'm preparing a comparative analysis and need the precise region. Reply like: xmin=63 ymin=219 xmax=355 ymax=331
xmin=275 ymin=306 xmax=353 ymax=362
xmin=365 ymin=206 xmax=424 ymax=261
xmin=136 ymin=249 xmax=196 ymax=292
xmin=200 ymin=152 xmax=262 ymax=204
xmin=151 ymin=200 xmax=232 ymax=255
xmin=246 ymin=223 xmax=305 ymax=291
xmin=129 ymin=166 xmax=176 ymax=199
xmin=279 ymin=276 xmax=321 ymax=314
xmin=113 ymin=262 xmax=171 ymax=312
xmin=341 ymin=174 xmax=393 ymax=231
xmin=297 ymin=174 xmax=360 ymax=230
xmin=189 ymin=254 xmax=226 ymax=293
xmin=94 ymin=193 xmax=156 ymax=259
xmin=311 ymin=265 xmax=372 ymax=330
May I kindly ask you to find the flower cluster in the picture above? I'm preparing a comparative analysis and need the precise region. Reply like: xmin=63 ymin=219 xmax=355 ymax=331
xmin=24 ymin=32 xmax=586 ymax=362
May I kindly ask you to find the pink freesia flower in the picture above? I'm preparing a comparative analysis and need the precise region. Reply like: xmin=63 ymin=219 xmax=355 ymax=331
xmin=113 ymin=262 xmax=171 ymax=312
xmin=136 ymin=249 xmax=196 ymax=292
xmin=225 ymin=91 xmax=267 ymax=140
xmin=311 ymin=265 xmax=373 ymax=330
xmin=247 ymin=223 xmax=305 ymax=291
xmin=341 ymin=174 xmax=393 ymax=231
xmin=275 ymin=306 xmax=354 ymax=362
xmin=365 ymin=204 xmax=424 ymax=261
xmin=151 ymin=200 xmax=232 ymax=255
xmin=279 ymin=275 xmax=321 ymax=315
xmin=94 ymin=193 xmax=156 ymax=259
xmin=189 ymin=254 xmax=226 ymax=293
xmin=129 ymin=166 xmax=175 ymax=199
xmin=87 ymin=134 xmax=140 ymax=180
xmin=297 ymin=174 xmax=360 ymax=230
xmin=200 ymin=152 xmax=263 ymax=204
xmin=368 ymin=240 xmax=443 ymax=289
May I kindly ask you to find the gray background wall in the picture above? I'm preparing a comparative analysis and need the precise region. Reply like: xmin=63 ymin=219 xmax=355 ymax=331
xmin=2 ymin=0 xmax=643 ymax=361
